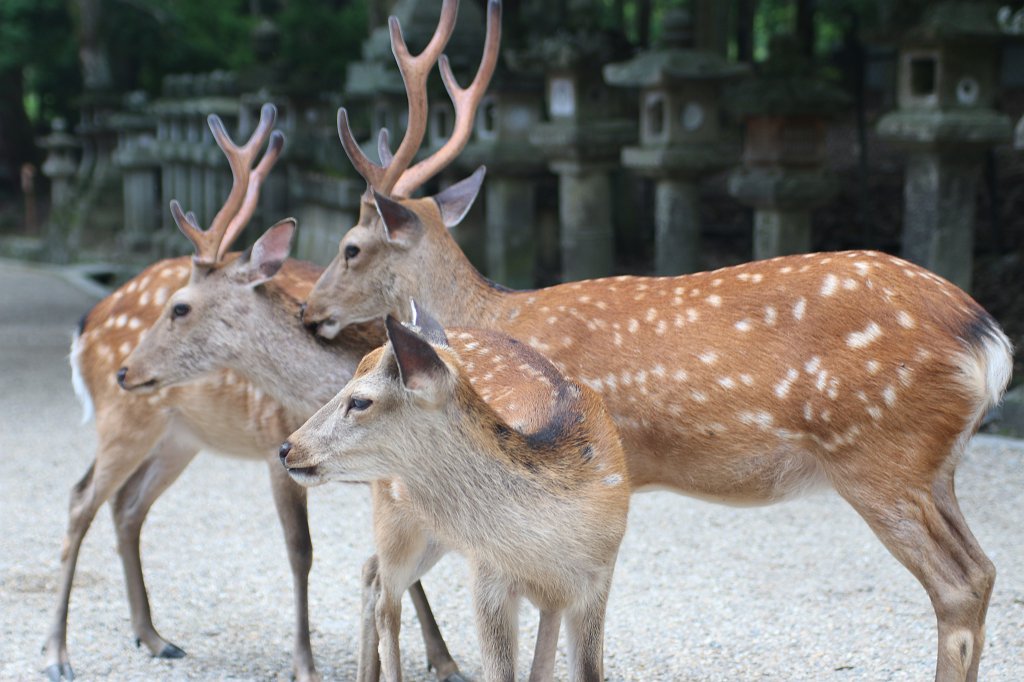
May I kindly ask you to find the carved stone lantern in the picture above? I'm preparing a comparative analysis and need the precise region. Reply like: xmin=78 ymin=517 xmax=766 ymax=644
xmin=726 ymin=35 xmax=847 ymax=260
xmin=521 ymin=29 xmax=636 ymax=280
xmin=39 ymin=118 xmax=80 ymax=209
xmin=877 ymin=1 xmax=1010 ymax=291
xmin=605 ymin=9 xmax=747 ymax=274
xmin=460 ymin=71 xmax=546 ymax=288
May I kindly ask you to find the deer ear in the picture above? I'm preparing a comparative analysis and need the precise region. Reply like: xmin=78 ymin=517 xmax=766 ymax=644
xmin=373 ymin=191 xmax=422 ymax=246
xmin=433 ymin=166 xmax=485 ymax=228
xmin=385 ymin=315 xmax=449 ymax=395
xmin=243 ymin=218 xmax=295 ymax=286
xmin=410 ymin=299 xmax=448 ymax=346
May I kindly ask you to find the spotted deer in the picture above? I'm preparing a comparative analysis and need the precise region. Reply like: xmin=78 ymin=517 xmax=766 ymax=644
xmin=281 ymin=308 xmax=629 ymax=682
xmin=301 ymin=14 xmax=1012 ymax=679
xmin=45 ymin=105 xmax=459 ymax=682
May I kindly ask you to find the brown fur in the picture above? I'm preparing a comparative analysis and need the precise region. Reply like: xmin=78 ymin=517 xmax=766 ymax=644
xmin=302 ymin=194 xmax=1014 ymax=682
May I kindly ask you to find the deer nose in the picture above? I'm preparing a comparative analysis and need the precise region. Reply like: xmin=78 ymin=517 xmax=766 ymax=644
xmin=116 ymin=367 xmax=128 ymax=389
xmin=279 ymin=441 xmax=292 ymax=464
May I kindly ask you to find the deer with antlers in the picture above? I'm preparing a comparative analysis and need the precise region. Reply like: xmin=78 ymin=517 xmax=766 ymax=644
xmin=45 ymin=104 xmax=465 ymax=682
xmin=299 ymin=0 xmax=1014 ymax=676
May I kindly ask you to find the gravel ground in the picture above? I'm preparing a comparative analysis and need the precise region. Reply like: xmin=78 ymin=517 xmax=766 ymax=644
xmin=1 ymin=260 xmax=1022 ymax=681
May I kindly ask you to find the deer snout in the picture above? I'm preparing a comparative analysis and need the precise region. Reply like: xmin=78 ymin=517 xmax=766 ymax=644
xmin=279 ymin=441 xmax=292 ymax=464
xmin=116 ymin=365 xmax=158 ymax=392
xmin=300 ymin=301 xmax=342 ymax=339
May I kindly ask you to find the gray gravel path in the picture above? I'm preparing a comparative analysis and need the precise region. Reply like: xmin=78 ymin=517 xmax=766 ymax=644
xmin=1 ymin=260 xmax=1021 ymax=681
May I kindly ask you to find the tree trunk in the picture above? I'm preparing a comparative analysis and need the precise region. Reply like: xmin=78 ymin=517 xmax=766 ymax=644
xmin=0 ymin=68 xmax=37 ymax=189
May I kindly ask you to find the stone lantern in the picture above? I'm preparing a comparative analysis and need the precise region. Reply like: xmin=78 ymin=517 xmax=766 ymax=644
xmin=605 ymin=9 xmax=747 ymax=274
xmin=522 ymin=30 xmax=635 ymax=281
xmin=460 ymin=72 xmax=546 ymax=288
xmin=877 ymin=1 xmax=1011 ymax=292
xmin=39 ymin=119 xmax=80 ymax=209
xmin=726 ymin=35 xmax=848 ymax=260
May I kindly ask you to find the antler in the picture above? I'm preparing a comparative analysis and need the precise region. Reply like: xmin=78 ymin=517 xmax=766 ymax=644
xmin=337 ymin=0 xmax=461 ymax=196
xmin=393 ymin=0 xmax=501 ymax=197
xmin=171 ymin=103 xmax=284 ymax=265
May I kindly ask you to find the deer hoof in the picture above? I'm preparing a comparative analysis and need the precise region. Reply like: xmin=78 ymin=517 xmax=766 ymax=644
xmin=157 ymin=643 xmax=186 ymax=659
xmin=43 ymin=662 xmax=74 ymax=681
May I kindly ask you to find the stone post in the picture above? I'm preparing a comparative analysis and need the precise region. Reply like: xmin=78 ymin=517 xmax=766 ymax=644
xmin=111 ymin=99 xmax=160 ymax=250
xmin=551 ymin=160 xmax=616 ymax=279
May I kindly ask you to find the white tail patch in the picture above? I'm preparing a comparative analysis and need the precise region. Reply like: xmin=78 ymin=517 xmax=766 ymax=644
xmin=69 ymin=329 xmax=94 ymax=424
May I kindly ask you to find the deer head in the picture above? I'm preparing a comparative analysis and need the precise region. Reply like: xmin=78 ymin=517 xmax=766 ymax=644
xmin=118 ymin=104 xmax=293 ymax=392
xmin=302 ymin=0 xmax=500 ymax=338
xmin=282 ymin=313 xmax=463 ymax=485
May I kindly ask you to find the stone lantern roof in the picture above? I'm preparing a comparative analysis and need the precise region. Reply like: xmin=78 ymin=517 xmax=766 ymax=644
xmin=724 ymin=35 xmax=849 ymax=118
xmin=604 ymin=10 xmax=748 ymax=87
xmin=903 ymin=1 xmax=1003 ymax=45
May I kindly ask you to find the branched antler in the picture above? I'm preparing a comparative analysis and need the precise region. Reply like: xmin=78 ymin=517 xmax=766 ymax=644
xmin=337 ymin=0 xmax=501 ymax=198
xmin=171 ymin=103 xmax=284 ymax=265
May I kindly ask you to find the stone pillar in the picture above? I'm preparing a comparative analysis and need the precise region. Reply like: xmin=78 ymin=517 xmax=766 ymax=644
xmin=654 ymin=179 xmax=700 ymax=274
xmin=901 ymin=151 xmax=981 ymax=291
xmin=552 ymin=161 xmax=615 ymax=280
xmin=753 ymin=209 xmax=811 ymax=259
xmin=484 ymin=177 xmax=536 ymax=288
xmin=112 ymin=107 xmax=160 ymax=248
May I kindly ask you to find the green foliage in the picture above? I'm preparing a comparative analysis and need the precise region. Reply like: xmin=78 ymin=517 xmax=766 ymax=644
xmin=101 ymin=0 xmax=256 ymax=93
xmin=277 ymin=0 xmax=368 ymax=94
xmin=0 ymin=0 xmax=80 ymax=123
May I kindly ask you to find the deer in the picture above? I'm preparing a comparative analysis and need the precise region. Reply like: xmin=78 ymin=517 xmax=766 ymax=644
xmin=298 ymin=7 xmax=1014 ymax=677
xmin=280 ymin=308 xmax=630 ymax=682
xmin=45 ymin=104 xmax=465 ymax=682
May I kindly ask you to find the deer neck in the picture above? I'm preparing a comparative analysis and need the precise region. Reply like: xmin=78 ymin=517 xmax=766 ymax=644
xmin=405 ymin=238 xmax=516 ymax=328
xmin=234 ymin=292 xmax=359 ymax=416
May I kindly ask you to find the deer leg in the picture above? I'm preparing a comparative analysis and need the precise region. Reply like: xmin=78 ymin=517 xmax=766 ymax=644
xmin=357 ymin=555 xmax=383 ymax=682
xmin=564 ymin=588 xmax=610 ymax=682
xmin=408 ymin=580 xmax=466 ymax=682
xmin=471 ymin=563 xmax=519 ymax=682
xmin=368 ymin=485 xmax=453 ymax=682
xmin=42 ymin=418 xmax=165 ymax=681
xmin=835 ymin=471 xmax=994 ymax=682
xmin=110 ymin=440 xmax=198 ymax=659
xmin=266 ymin=460 xmax=320 ymax=682
xmin=528 ymin=609 xmax=562 ymax=682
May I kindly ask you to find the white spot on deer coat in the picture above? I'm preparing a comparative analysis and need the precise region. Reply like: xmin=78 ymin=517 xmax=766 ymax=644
xmin=717 ymin=376 xmax=736 ymax=389
xmin=804 ymin=356 xmax=821 ymax=374
xmin=764 ymin=306 xmax=777 ymax=326
xmin=866 ymin=359 xmax=880 ymax=374
xmin=735 ymin=319 xmax=752 ymax=332
xmin=128 ymin=317 xmax=142 ymax=330
xmin=699 ymin=350 xmax=718 ymax=365
xmin=139 ymin=290 xmax=151 ymax=306
xmin=775 ymin=368 xmax=800 ymax=399
xmin=673 ymin=369 xmax=688 ymax=382
xmin=603 ymin=474 xmax=623 ymax=487
xmin=821 ymin=274 xmax=839 ymax=297
xmin=847 ymin=322 xmax=882 ymax=349
xmin=154 ymin=287 xmax=169 ymax=305
xmin=897 ymin=311 xmax=915 ymax=329
xmin=882 ymin=385 xmax=897 ymax=407
xmin=793 ymin=298 xmax=806 ymax=321
xmin=706 ymin=294 xmax=722 ymax=307
xmin=628 ymin=319 xmax=639 ymax=333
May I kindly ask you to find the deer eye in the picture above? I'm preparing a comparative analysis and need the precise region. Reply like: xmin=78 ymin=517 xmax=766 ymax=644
xmin=344 ymin=244 xmax=360 ymax=260
xmin=348 ymin=397 xmax=372 ymax=412
xmin=171 ymin=303 xmax=191 ymax=319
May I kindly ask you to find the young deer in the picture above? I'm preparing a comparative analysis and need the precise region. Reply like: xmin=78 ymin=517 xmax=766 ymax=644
xmin=281 ymin=310 xmax=630 ymax=682
xmin=46 ymin=105 xmax=458 ymax=682
xmin=299 ymin=18 xmax=1013 ymax=678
